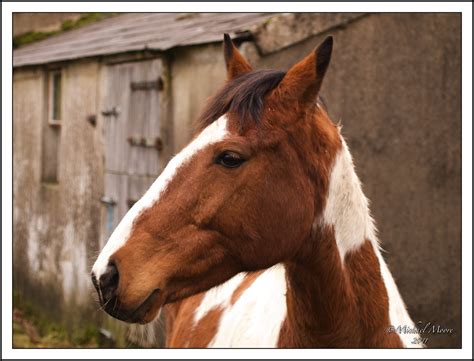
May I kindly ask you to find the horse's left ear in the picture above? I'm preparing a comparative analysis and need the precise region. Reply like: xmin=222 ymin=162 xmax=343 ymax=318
xmin=277 ymin=36 xmax=333 ymax=103
xmin=223 ymin=33 xmax=253 ymax=80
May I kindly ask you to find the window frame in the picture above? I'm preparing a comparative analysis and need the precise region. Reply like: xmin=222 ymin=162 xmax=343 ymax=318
xmin=48 ymin=69 xmax=63 ymax=127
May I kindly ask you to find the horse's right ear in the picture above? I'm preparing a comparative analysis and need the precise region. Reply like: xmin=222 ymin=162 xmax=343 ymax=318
xmin=223 ymin=33 xmax=253 ymax=80
xmin=276 ymin=36 xmax=333 ymax=105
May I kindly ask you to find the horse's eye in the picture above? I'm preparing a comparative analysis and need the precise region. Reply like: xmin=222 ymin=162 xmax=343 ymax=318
xmin=216 ymin=151 xmax=245 ymax=168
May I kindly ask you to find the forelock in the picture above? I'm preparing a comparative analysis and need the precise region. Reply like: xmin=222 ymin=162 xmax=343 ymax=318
xmin=197 ymin=69 xmax=286 ymax=131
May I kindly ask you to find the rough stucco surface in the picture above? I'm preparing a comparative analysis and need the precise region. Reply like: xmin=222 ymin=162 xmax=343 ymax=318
xmin=13 ymin=60 xmax=105 ymax=330
xmin=246 ymin=13 xmax=461 ymax=348
xmin=251 ymin=12 xmax=366 ymax=55
xmin=13 ymin=68 xmax=45 ymax=303
xmin=170 ymin=43 xmax=226 ymax=151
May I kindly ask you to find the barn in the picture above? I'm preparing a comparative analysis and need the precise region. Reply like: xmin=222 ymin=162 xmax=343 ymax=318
xmin=13 ymin=12 xmax=461 ymax=347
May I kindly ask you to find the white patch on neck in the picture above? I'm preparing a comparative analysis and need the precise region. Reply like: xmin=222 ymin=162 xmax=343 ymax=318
xmin=92 ymin=116 xmax=229 ymax=278
xmin=322 ymin=137 xmax=377 ymax=261
xmin=193 ymin=265 xmax=287 ymax=347
xmin=323 ymin=136 xmax=421 ymax=347
xmin=373 ymin=247 xmax=422 ymax=347
xmin=193 ymin=273 xmax=246 ymax=324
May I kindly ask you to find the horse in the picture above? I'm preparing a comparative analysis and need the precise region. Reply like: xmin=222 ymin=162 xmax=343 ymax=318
xmin=91 ymin=34 xmax=422 ymax=348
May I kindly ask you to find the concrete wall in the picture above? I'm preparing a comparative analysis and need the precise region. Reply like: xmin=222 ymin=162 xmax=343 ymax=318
xmin=13 ymin=60 xmax=105 ymax=331
xmin=169 ymin=43 xmax=226 ymax=151
xmin=243 ymin=13 xmax=461 ymax=348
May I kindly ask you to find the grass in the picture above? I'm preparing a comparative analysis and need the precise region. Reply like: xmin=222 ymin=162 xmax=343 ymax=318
xmin=13 ymin=308 xmax=98 ymax=348
xmin=12 ymin=290 xmax=146 ymax=348
xmin=12 ymin=291 xmax=101 ymax=348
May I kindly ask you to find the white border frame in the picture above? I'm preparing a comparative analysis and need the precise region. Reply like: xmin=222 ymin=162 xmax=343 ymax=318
xmin=2 ymin=2 xmax=472 ymax=359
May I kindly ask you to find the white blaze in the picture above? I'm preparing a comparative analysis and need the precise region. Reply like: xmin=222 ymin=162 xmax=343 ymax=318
xmin=92 ymin=116 xmax=229 ymax=278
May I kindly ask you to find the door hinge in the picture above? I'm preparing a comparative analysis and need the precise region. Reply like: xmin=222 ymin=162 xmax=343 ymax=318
xmin=100 ymin=196 xmax=116 ymax=206
xmin=127 ymin=135 xmax=163 ymax=151
xmin=130 ymin=77 xmax=164 ymax=91
xmin=101 ymin=106 xmax=120 ymax=117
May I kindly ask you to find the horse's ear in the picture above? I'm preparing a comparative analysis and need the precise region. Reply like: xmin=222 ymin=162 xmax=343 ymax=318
xmin=277 ymin=36 xmax=333 ymax=104
xmin=223 ymin=33 xmax=253 ymax=80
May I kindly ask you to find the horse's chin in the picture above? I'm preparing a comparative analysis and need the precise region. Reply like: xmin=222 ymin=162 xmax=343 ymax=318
xmin=134 ymin=306 xmax=163 ymax=325
xmin=104 ymin=288 xmax=163 ymax=324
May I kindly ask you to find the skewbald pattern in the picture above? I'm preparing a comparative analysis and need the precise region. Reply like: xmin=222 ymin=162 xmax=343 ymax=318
xmin=92 ymin=34 xmax=420 ymax=348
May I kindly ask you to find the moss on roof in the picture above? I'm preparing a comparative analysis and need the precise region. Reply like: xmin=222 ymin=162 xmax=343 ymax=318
xmin=13 ymin=13 xmax=117 ymax=49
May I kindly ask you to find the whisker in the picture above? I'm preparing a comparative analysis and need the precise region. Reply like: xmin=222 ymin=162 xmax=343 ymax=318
xmin=97 ymin=282 xmax=105 ymax=305
xmin=113 ymin=296 xmax=118 ymax=313
xmin=95 ymin=296 xmax=113 ymax=313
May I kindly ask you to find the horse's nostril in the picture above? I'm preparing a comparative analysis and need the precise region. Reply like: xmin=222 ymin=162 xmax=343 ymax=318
xmin=98 ymin=262 xmax=120 ymax=302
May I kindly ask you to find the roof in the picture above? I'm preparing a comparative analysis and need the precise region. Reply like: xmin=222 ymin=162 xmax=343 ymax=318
xmin=13 ymin=13 xmax=275 ymax=67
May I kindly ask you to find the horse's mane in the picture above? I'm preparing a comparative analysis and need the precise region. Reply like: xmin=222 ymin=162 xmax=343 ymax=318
xmin=197 ymin=69 xmax=286 ymax=130
xmin=196 ymin=69 xmax=329 ymax=132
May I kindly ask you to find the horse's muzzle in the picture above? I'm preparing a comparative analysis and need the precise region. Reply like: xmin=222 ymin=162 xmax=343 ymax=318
xmin=101 ymin=288 xmax=161 ymax=324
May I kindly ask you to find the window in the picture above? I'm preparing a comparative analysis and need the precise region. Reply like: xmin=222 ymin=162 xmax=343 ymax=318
xmin=49 ymin=70 xmax=62 ymax=125
xmin=41 ymin=69 xmax=62 ymax=183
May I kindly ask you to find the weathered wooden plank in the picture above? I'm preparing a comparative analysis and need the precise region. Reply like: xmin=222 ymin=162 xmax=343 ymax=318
xmin=105 ymin=61 xmax=155 ymax=173
xmin=122 ymin=59 xmax=162 ymax=177
xmin=102 ymin=173 xmax=121 ymax=239
xmin=105 ymin=62 xmax=134 ymax=174
xmin=127 ymin=175 xmax=157 ymax=208
xmin=103 ymin=173 xmax=155 ymax=232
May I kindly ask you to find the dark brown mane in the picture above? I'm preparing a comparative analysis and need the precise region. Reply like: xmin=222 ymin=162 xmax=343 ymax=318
xmin=197 ymin=69 xmax=286 ymax=130
xmin=196 ymin=69 xmax=330 ymax=133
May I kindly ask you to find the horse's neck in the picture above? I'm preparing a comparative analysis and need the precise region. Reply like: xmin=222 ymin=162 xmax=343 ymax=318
xmin=279 ymin=139 xmax=403 ymax=348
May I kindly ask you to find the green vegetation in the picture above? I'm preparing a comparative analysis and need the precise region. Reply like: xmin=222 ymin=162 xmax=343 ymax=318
xmin=13 ymin=31 xmax=53 ymax=48
xmin=13 ymin=13 xmax=117 ymax=49
xmin=12 ymin=290 xmax=143 ymax=348
xmin=60 ymin=13 xmax=112 ymax=32
xmin=13 ymin=291 xmax=100 ymax=348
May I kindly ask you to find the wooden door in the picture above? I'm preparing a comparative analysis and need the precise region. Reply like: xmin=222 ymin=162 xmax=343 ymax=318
xmin=101 ymin=58 xmax=169 ymax=241
xmin=100 ymin=58 xmax=169 ymax=347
